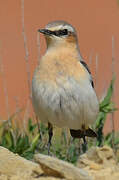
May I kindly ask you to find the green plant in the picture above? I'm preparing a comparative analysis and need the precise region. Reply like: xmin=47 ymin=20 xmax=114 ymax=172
xmin=94 ymin=77 xmax=117 ymax=147
xmin=0 ymin=118 xmax=40 ymax=160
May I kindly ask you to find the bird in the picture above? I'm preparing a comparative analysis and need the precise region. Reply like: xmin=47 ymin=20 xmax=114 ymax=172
xmin=32 ymin=20 xmax=99 ymax=154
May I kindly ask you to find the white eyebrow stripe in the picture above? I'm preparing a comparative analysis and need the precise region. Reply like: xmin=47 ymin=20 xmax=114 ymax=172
xmin=63 ymin=25 xmax=74 ymax=32
xmin=46 ymin=24 xmax=75 ymax=33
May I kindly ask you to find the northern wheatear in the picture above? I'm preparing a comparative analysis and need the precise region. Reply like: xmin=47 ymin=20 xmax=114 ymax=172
xmin=32 ymin=20 xmax=99 ymax=153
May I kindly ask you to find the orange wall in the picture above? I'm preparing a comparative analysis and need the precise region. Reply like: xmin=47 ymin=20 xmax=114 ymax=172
xmin=0 ymin=0 xmax=119 ymax=132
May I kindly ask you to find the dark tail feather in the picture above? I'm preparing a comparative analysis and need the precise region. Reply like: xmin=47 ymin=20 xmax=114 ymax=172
xmin=85 ymin=128 xmax=97 ymax=137
xmin=70 ymin=128 xmax=97 ymax=138
xmin=70 ymin=129 xmax=84 ymax=138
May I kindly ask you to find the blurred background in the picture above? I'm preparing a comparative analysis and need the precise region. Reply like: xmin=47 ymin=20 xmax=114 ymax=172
xmin=0 ymin=0 xmax=119 ymax=134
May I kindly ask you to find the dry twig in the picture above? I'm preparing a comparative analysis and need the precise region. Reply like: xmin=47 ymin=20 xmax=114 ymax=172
xmin=0 ymin=42 xmax=10 ymax=120
xmin=21 ymin=0 xmax=32 ymax=127
xmin=95 ymin=54 xmax=98 ymax=89
xmin=111 ymin=36 xmax=115 ymax=149
xmin=21 ymin=0 xmax=31 ymax=98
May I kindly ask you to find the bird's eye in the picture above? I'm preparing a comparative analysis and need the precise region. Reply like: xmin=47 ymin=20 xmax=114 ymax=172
xmin=53 ymin=29 xmax=68 ymax=36
xmin=60 ymin=29 xmax=68 ymax=36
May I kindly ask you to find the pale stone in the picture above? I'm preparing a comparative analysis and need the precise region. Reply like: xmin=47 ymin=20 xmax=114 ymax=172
xmin=77 ymin=146 xmax=119 ymax=180
xmin=1 ymin=145 xmax=119 ymax=180
xmin=0 ymin=174 xmax=8 ymax=180
xmin=10 ymin=175 xmax=62 ymax=180
xmin=0 ymin=146 xmax=43 ymax=179
xmin=0 ymin=146 xmax=91 ymax=180
xmin=34 ymin=153 xmax=92 ymax=180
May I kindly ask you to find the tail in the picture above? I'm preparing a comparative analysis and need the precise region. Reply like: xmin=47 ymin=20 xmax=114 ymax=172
xmin=70 ymin=128 xmax=97 ymax=139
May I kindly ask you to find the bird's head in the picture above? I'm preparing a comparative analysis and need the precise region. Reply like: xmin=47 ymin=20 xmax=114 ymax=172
xmin=38 ymin=20 xmax=78 ymax=49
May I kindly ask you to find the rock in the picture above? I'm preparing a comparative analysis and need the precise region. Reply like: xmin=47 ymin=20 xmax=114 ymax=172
xmin=0 ymin=146 xmax=91 ymax=180
xmin=77 ymin=145 xmax=119 ymax=180
xmin=1 ymin=145 xmax=119 ymax=180
xmin=0 ymin=146 xmax=58 ymax=180
xmin=34 ymin=153 xmax=92 ymax=180
xmin=0 ymin=174 xmax=8 ymax=180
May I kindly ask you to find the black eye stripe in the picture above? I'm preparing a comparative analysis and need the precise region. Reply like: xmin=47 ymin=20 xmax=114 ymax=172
xmin=52 ymin=29 xmax=68 ymax=36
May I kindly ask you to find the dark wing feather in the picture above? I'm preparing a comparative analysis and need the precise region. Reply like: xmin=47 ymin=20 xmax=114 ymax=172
xmin=80 ymin=60 xmax=94 ymax=88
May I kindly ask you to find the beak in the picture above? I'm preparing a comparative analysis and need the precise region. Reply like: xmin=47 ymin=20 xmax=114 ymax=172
xmin=38 ymin=29 xmax=53 ymax=36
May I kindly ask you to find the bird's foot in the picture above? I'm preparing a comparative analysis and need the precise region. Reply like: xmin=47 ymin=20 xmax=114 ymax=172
xmin=47 ymin=142 xmax=52 ymax=155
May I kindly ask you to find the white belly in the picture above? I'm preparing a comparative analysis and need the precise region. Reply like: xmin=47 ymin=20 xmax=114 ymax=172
xmin=32 ymin=76 xmax=99 ymax=130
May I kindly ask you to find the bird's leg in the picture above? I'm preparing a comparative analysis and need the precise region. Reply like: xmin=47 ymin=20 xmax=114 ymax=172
xmin=82 ymin=136 xmax=87 ymax=153
xmin=48 ymin=122 xmax=53 ymax=155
